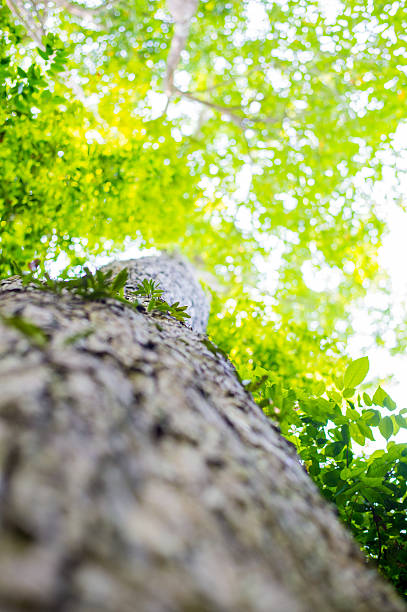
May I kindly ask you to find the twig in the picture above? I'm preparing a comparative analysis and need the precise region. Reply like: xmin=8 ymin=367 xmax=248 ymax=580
xmin=371 ymin=506 xmax=383 ymax=564
xmin=173 ymin=87 xmax=281 ymax=129
xmin=190 ymin=64 xmax=264 ymax=95
xmin=165 ymin=0 xmax=199 ymax=95
xmin=173 ymin=87 xmax=245 ymax=127
xmin=5 ymin=0 xmax=44 ymax=48
xmin=52 ymin=0 xmax=106 ymax=25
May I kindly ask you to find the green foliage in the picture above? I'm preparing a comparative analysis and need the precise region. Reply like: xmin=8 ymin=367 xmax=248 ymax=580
xmin=23 ymin=266 xmax=130 ymax=300
xmin=221 ymin=339 xmax=407 ymax=595
xmin=1 ymin=313 xmax=48 ymax=347
xmin=208 ymin=292 xmax=407 ymax=595
xmin=2 ymin=0 xmax=406 ymax=327
xmin=22 ymin=266 xmax=191 ymax=323
xmin=343 ymin=357 xmax=369 ymax=390
xmin=0 ymin=5 xmax=201 ymax=279
xmin=133 ymin=278 xmax=191 ymax=321
xmin=64 ymin=327 xmax=95 ymax=345
xmin=133 ymin=278 xmax=164 ymax=300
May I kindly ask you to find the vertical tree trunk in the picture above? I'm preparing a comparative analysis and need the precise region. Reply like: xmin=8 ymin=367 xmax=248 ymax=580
xmin=0 ymin=255 xmax=404 ymax=612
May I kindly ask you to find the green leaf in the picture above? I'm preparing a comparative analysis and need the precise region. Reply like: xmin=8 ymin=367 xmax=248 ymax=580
xmin=343 ymin=357 xmax=369 ymax=389
xmin=363 ymin=392 xmax=372 ymax=406
xmin=372 ymin=385 xmax=388 ymax=407
xmin=314 ymin=381 xmax=325 ymax=396
xmin=308 ymin=460 xmax=321 ymax=477
xmin=334 ymin=375 xmax=344 ymax=391
xmin=322 ymin=469 xmax=342 ymax=486
xmin=111 ymin=268 xmax=129 ymax=293
xmin=325 ymin=441 xmax=345 ymax=457
xmin=328 ymin=390 xmax=342 ymax=404
xmin=394 ymin=414 xmax=407 ymax=428
xmin=362 ymin=409 xmax=380 ymax=427
xmin=346 ymin=405 xmax=359 ymax=421
xmin=390 ymin=415 xmax=400 ymax=436
xmin=366 ymin=460 xmax=389 ymax=478
xmin=356 ymin=420 xmax=374 ymax=441
xmin=341 ymin=424 xmax=350 ymax=443
xmin=342 ymin=387 xmax=355 ymax=398
xmin=379 ymin=416 xmax=394 ymax=440
xmin=340 ymin=465 xmax=364 ymax=480
xmin=368 ymin=449 xmax=385 ymax=461
xmin=397 ymin=462 xmax=407 ymax=479
xmin=383 ymin=394 xmax=397 ymax=411
xmin=37 ymin=47 xmax=51 ymax=60
xmin=2 ymin=315 xmax=47 ymax=347
xmin=350 ymin=423 xmax=365 ymax=446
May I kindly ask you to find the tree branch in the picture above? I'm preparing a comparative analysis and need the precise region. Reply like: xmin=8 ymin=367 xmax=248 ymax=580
xmin=5 ymin=0 xmax=104 ymax=46
xmin=5 ymin=0 xmax=44 ymax=48
xmin=190 ymin=64 xmax=265 ymax=95
xmin=173 ymin=86 xmax=281 ymax=130
xmin=52 ymin=0 xmax=106 ymax=26
xmin=371 ymin=506 xmax=383 ymax=564
xmin=164 ymin=0 xmax=198 ymax=96
xmin=173 ymin=87 xmax=246 ymax=126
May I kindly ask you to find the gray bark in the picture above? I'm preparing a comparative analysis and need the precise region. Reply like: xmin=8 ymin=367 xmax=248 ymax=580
xmin=104 ymin=254 xmax=209 ymax=334
xmin=0 ymin=255 xmax=404 ymax=612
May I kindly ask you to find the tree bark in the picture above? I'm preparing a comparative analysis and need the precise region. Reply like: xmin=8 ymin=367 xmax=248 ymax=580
xmin=0 ymin=255 xmax=404 ymax=612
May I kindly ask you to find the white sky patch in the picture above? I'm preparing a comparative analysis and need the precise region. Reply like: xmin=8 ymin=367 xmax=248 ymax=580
xmin=244 ymin=1 xmax=270 ymax=40
xmin=302 ymin=260 xmax=343 ymax=293
xmin=234 ymin=164 xmax=253 ymax=202
xmin=145 ymin=91 xmax=168 ymax=120
xmin=173 ymin=69 xmax=192 ymax=91
xmin=85 ymin=128 xmax=104 ymax=144
xmin=282 ymin=194 xmax=298 ymax=211
xmin=318 ymin=0 xmax=344 ymax=25
xmin=380 ymin=206 xmax=407 ymax=296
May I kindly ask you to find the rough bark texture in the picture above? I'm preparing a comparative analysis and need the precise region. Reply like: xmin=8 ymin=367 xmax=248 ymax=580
xmin=104 ymin=254 xmax=210 ymax=334
xmin=0 ymin=256 xmax=404 ymax=612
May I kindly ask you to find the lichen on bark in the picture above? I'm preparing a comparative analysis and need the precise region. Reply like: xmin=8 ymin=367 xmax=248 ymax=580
xmin=0 ymin=256 xmax=404 ymax=612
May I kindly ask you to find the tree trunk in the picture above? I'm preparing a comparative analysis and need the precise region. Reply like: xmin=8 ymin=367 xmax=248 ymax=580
xmin=0 ymin=255 xmax=404 ymax=612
